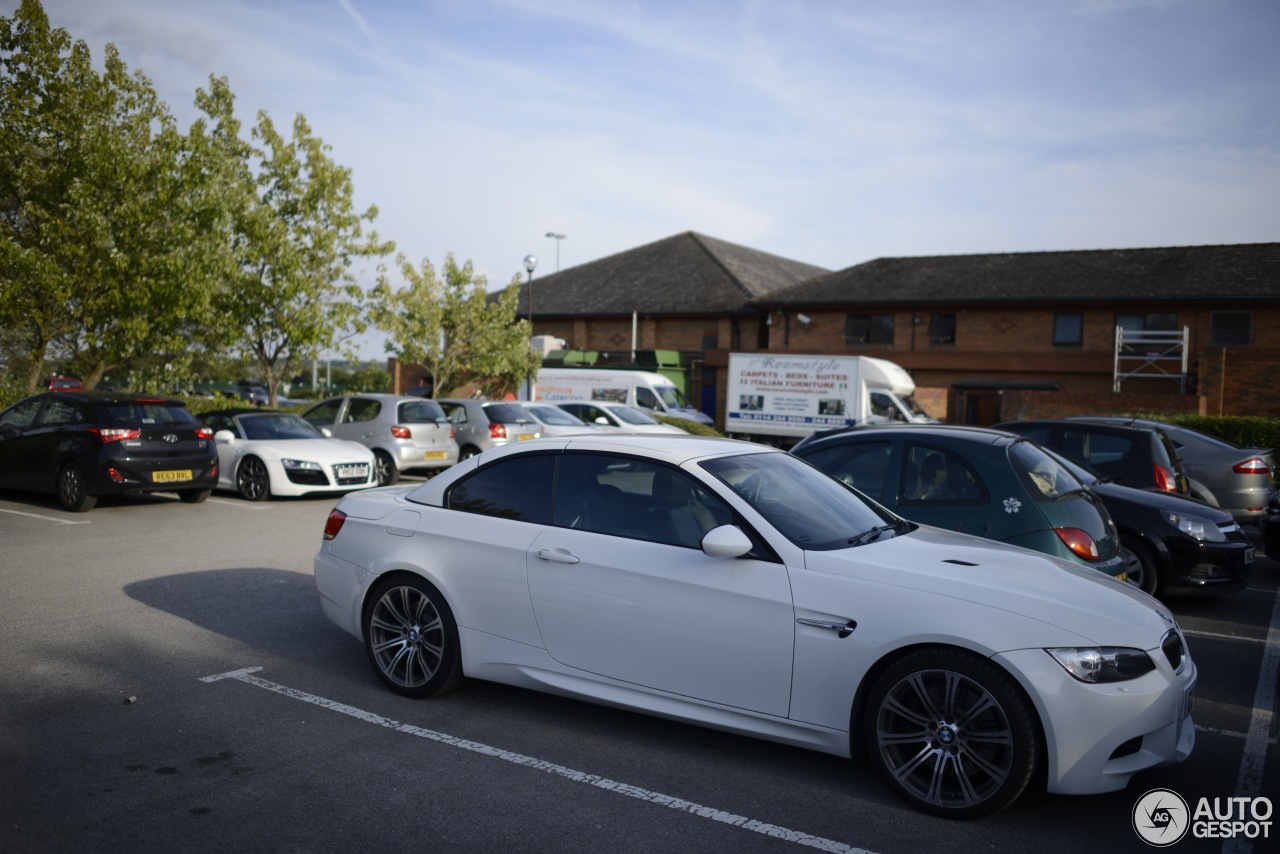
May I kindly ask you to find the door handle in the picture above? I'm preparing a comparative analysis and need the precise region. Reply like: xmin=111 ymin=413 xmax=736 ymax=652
xmin=536 ymin=548 xmax=580 ymax=564
xmin=796 ymin=618 xmax=857 ymax=638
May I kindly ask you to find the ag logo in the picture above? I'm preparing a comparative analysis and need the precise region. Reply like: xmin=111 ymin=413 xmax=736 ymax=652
xmin=1133 ymin=788 xmax=1190 ymax=846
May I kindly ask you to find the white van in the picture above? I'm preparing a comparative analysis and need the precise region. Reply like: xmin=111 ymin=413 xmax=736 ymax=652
xmin=529 ymin=368 xmax=714 ymax=425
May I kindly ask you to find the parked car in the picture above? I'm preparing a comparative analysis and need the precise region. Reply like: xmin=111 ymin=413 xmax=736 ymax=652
xmin=437 ymin=399 xmax=541 ymax=460
xmin=301 ymin=394 xmax=459 ymax=485
xmin=0 ymin=391 xmax=217 ymax=511
xmin=556 ymin=401 xmax=687 ymax=434
xmin=1067 ymin=417 xmax=1276 ymax=526
xmin=791 ymin=424 xmax=1128 ymax=579
xmin=522 ymin=403 xmax=605 ymax=437
xmin=996 ymin=420 xmax=1192 ymax=496
xmin=1037 ymin=447 xmax=1253 ymax=596
xmin=43 ymin=376 xmax=83 ymax=392
xmin=202 ymin=409 xmax=377 ymax=500
xmin=1263 ymin=491 xmax=1280 ymax=559
xmin=315 ymin=434 xmax=1196 ymax=819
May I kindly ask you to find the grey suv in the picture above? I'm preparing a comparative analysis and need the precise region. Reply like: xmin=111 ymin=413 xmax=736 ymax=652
xmin=437 ymin=399 xmax=540 ymax=460
xmin=302 ymin=394 xmax=459 ymax=485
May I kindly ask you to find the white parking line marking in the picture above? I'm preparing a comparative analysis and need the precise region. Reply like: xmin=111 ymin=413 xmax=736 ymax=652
xmin=206 ymin=498 xmax=270 ymax=510
xmin=1227 ymin=587 xmax=1280 ymax=854
xmin=0 ymin=507 xmax=90 ymax=525
xmin=1195 ymin=725 xmax=1279 ymax=745
xmin=201 ymin=667 xmax=876 ymax=854
xmin=1182 ymin=629 xmax=1269 ymax=645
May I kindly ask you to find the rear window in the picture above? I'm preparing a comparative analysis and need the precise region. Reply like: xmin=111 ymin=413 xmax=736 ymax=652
xmin=1009 ymin=441 xmax=1088 ymax=501
xmin=482 ymin=403 xmax=534 ymax=424
xmin=398 ymin=400 xmax=445 ymax=423
xmin=99 ymin=402 xmax=196 ymax=427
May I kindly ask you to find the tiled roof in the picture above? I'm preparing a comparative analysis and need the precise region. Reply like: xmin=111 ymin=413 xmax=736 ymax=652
xmin=756 ymin=243 xmax=1280 ymax=306
xmin=517 ymin=231 xmax=829 ymax=316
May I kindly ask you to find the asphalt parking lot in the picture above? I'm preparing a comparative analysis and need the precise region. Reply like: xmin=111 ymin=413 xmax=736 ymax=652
xmin=0 ymin=485 xmax=1275 ymax=853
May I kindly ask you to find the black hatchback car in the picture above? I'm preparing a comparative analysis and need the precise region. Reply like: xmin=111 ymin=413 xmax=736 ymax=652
xmin=996 ymin=420 xmax=1191 ymax=496
xmin=0 ymin=392 xmax=218 ymax=511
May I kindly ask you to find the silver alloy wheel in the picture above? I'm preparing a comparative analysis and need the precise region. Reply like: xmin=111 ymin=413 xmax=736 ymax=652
xmin=373 ymin=450 xmax=398 ymax=486
xmin=1120 ymin=545 xmax=1146 ymax=590
xmin=236 ymin=457 xmax=269 ymax=501
xmin=874 ymin=667 xmax=1016 ymax=812
xmin=368 ymin=584 xmax=445 ymax=690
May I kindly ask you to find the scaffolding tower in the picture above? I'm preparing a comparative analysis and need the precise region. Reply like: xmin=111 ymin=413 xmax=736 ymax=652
xmin=1113 ymin=326 xmax=1190 ymax=393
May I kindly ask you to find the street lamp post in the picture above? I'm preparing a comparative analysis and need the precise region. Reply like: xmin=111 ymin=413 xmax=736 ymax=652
xmin=523 ymin=253 xmax=538 ymax=400
xmin=545 ymin=232 xmax=566 ymax=272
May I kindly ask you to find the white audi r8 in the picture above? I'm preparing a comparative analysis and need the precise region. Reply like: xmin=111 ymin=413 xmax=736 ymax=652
xmin=204 ymin=409 xmax=377 ymax=501
xmin=314 ymin=434 xmax=1195 ymax=818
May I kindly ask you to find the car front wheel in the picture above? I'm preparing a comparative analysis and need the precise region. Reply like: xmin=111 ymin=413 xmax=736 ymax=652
xmin=1119 ymin=539 xmax=1159 ymax=596
xmin=363 ymin=575 xmax=463 ymax=698
xmin=865 ymin=648 xmax=1039 ymax=819
xmin=56 ymin=463 xmax=97 ymax=512
xmin=236 ymin=456 xmax=270 ymax=501
xmin=373 ymin=450 xmax=399 ymax=486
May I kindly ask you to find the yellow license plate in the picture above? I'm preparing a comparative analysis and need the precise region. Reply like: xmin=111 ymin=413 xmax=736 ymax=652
xmin=423 ymin=451 xmax=448 ymax=460
xmin=152 ymin=469 xmax=193 ymax=483
xmin=517 ymin=434 xmax=536 ymax=440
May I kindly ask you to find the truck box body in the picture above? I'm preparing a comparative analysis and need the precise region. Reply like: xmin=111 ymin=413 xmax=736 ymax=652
xmin=726 ymin=353 xmax=934 ymax=440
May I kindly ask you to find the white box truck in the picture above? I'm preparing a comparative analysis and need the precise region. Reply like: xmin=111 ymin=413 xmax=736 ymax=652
xmin=530 ymin=368 xmax=714 ymax=425
xmin=725 ymin=353 xmax=936 ymax=441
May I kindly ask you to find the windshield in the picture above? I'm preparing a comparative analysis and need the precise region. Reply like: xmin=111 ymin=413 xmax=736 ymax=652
xmin=610 ymin=406 xmax=660 ymax=425
xmin=482 ymin=403 xmax=535 ymax=424
xmin=238 ymin=413 xmax=324 ymax=440
xmin=529 ymin=405 xmax=586 ymax=426
xmin=901 ymin=395 xmax=930 ymax=418
xmin=700 ymin=452 xmax=895 ymax=550
xmin=656 ymin=385 xmax=691 ymax=409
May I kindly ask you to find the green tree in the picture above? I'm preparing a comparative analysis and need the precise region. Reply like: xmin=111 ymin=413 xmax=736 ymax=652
xmin=369 ymin=253 xmax=539 ymax=398
xmin=217 ymin=108 xmax=392 ymax=407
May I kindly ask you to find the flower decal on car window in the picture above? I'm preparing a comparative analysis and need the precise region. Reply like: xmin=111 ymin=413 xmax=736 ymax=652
xmin=1004 ymin=497 xmax=1022 ymax=514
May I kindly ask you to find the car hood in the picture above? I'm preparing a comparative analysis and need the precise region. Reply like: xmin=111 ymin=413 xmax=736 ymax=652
xmin=1091 ymin=480 xmax=1233 ymax=522
xmin=243 ymin=438 xmax=374 ymax=462
xmin=803 ymin=524 xmax=1173 ymax=647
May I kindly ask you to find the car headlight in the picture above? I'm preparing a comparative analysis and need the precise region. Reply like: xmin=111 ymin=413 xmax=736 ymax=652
xmin=1047 ymin=647 xmax=1155 ymax=683
xmin=1161 ymin=510 xmax=1225 ymax=541
xmin=281 ymin=459 xmax=323 ymax=471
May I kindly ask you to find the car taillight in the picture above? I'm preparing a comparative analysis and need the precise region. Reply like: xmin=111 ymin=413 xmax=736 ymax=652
xmin=323 ymin=509 xmax=347 ymax=541
xmin=108 ymin=467 xmax=126 ymax=483
xmin=88 ymin=427 xmax=141 ymax=443
xmin=211 ymin=462 xmax=218 ymax=478
xmin=1153 ymin=464 xmax=1177 ymax=492
xmin=1055 ymin=527 xmax=1101 ymax=561
xmin=195 ymin=426 xmax=214 ymax=440
xmin=448 ymin=426 xmax=455 ymax=438
xmin=1233 ymin=458 xmax=1270 ymax=475
xmin=391 ymin=425 xmax=411 ymax=439
xmin=489 ymin=423 xmax=508 ymax=439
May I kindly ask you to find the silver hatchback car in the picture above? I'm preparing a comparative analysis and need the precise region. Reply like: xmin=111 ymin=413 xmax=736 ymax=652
xmin=302 ymin=394 xmax=459 ymax=485
xmin=437 ymin=398 xmax=541 ymax=459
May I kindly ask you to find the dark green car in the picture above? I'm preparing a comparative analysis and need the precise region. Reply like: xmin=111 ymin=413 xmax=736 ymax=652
xmin=792 ymin=424 xmax=1129 ymax=579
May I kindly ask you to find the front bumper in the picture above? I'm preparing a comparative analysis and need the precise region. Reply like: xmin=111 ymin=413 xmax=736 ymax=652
xmin=1161 ymin=535 xmax=1252 ymax=596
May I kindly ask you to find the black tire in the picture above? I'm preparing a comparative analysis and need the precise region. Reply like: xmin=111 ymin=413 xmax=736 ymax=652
xmin=373 ymin=450 xmax=399 ymax=486
xmin=363 ymin=575 xmax=464 ymax=698
xmin=458 ymin=445 xmax=480 ymax=461
xmin=236 ymin=456 xmax=270 ymax=501
xmin=864 ymin=648 xmax=1039 ymax=819
xmin=56 ymin=463 xmax=97 ymax=512
xmin=1119 ymin=538 xmax=1160 ymax=596
xmin=178 ymin=488 xmax=212 ymax=504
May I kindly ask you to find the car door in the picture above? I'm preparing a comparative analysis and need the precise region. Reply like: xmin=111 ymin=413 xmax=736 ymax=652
xmin=894 ymin=442 xmax=994 ymax=537
xmin=526 ymin=452 xmax=795 ymax=717
xmin=302 ymin=398 xmax=346 ymax=434
xmin=332 ymin=397 xmax=382 ymax=444
xmin=0 ymin=397 xmax=50 ymax=489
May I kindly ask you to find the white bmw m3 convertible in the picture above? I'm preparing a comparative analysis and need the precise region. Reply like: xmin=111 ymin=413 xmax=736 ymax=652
xmin=314 ymin=434 xmax=1195 ymax=818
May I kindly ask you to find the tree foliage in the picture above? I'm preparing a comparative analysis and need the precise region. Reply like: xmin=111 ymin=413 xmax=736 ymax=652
xmin=369 ymin=254 xmax=539 ymax=398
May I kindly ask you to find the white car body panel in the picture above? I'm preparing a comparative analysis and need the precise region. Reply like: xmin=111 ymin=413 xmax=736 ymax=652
xmin=314 ymin=434 xmax=1195 ymax=806
xmin=216 ymin=435 xmax=377 ymax=498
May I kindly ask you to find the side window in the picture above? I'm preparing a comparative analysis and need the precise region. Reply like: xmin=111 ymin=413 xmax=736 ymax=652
xmin=305 ymin=399 xmax=343 ymax=426
xmin=554 ymin=455 xmax=732 ymax=548
xmin=205 ymin=415 xmax=233 ymax=434
xmin=1064 ymin=429 xmax=1132 ymax=466
xmin=448 ymin=455 xmax=553 ymax=523
xmin=0 ymin=398 xmax=44 ymax=432
xmin=345 ymin=398 xmax=381 ymax=423
xmin=869 ymin=392 xmax=905 ymax=422
xmin=800 ymin=441 xmax=892 ymax=501
xmin=900 ymin=444 xmax=986 ymax=504
xmin=444 ymin=404 xmax=467 ymax=425
xmin=40 ymin=399 xmax=86 ymax=427
xmin=635 ymin=387 xmax=659 ymax=411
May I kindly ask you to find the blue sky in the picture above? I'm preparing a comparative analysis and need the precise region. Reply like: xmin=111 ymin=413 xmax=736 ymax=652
xmin=22 ymin=0 xmax=1280 ymax=355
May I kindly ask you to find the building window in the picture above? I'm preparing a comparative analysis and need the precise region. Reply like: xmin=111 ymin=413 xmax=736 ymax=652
xmin=843 ymin=314 xmax=895 ymax=344
xmin=1053 ymin=313 xmax=1083 ymax=345
xmin=927 ymin=314 xmax=956 ymax=344
xmin=1209 ymin=312 xmax=1251 ymax=347
xmin=1116 ymin=312 xmax=1178 ymax=334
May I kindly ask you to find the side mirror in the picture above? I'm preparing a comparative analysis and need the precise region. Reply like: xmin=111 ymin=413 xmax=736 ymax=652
xmin=320 ymin=427 xmax=333 ymax=438
xmin=701 ymin=525 xmax=754 ymax=558
xmin=213 ymin=430 xmax=236 ymax=443
xmin=594 ymin=417 xmax=610 ymax=425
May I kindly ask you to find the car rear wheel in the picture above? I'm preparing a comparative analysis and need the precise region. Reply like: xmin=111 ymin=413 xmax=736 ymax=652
xmin=865 ymin=648 xmax=1039 ymax=819
xmin=458 ymin=445 xmax=480 ymax=461
xmin=56 ymin=463 xmax=96 ymax=512
xmin=178 ymin=488 xmax=212 ymax=504
xmin=236 ymin=456 xmax=270 ymax=501
xmin=363 ymin=575 xmax=463 ymax=698
xmin=1119 ymin=538 xmax=1159 ymax=596
xmin=373 ymin=450 xmax=399 ymax=486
